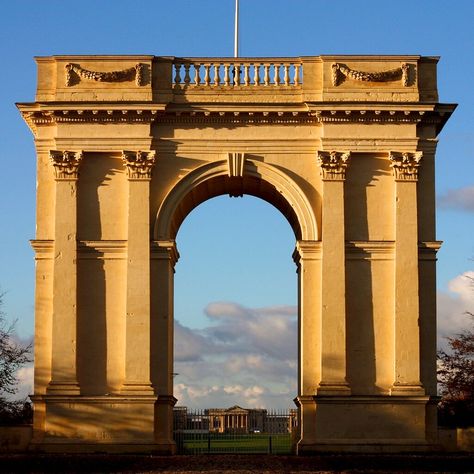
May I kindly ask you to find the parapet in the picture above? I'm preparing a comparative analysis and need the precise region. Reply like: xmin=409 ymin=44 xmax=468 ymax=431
xmin=34 ymin=55 xmax=439 ymax=104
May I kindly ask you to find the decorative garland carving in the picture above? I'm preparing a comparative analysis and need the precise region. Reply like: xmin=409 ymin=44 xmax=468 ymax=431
xmin=122 ymin=150 xmax=156 ymax=179
xmin=317 ymin=151 xmax=351 ymax=180
xmin=65 ymin=63 xmax=145 ymax=86
xmin=50 ymin=150 xmax=83 ymax=180
xmin=332 ymin=63 xmax=410 ymax=87
xmin=389 ymin=151 xmax=423 ymax=181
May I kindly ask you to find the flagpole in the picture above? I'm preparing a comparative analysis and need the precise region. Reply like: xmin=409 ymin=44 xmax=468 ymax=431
xmin=234 ymin=0 xmax=239 ymax=58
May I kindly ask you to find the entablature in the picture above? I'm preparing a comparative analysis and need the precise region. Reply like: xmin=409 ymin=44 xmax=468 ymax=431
xmin=18 ymin=102 xmax=454 ymax=137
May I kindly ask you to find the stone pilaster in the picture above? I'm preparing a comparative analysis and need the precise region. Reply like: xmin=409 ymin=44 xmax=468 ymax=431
xmin=151 ymin=240 xmax=179 ymax=448
xmin=293 ymin=240 xmax=322 ymax=396
xmin=150 ymin=240 xmax=178 ymax=395
xmin=317 ymin=151 xmax=351 ymax=395
xmin=121 ymin=150 xmax=156 ymax=394
xmin=47 ymin=150 xmax=83 ymax=395
xmin=389 ymin=151 xmax=425 ymax=395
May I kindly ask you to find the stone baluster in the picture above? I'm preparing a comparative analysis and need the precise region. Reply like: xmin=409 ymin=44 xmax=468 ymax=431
xmin=264 ymin=63 xmax=270 ymax=85
xmin=294 ymin=64 xmax=300 ymax=86
xmin=174 ymin=63 xmax=181 ymax=85
xmin=224 ymin=63 xmax=230 ymax=86
xmin=194 ymin=64 xmax=201 ymax=85
xmin=389 ymin=151 xmax=425 ymax=395
xmin=317 ymin=151 xmax=351 ymax=395
xmin=183 ymin=63 xmax=191 ymax=85
xmin=47 ymin=150 xmax=83 ymax=395
xmin=244 ymin=64 xmax=250 ymax=86
xmin=204 ymin=64 xmax=211 ymax=86
xmin=213 ymin=63 xmax=220 ymax=86
xmin=234 ymin=63 xmax=240 ymax=86
xmin=284 ymin=64 xmax=290 ymax=85
xmin=253 ymin=63 xmax=260 ymax=86
xmin=274 ymin=64 xmax=280 ymax=86
xmin=121 ymin=150 xmax=156 ymax=395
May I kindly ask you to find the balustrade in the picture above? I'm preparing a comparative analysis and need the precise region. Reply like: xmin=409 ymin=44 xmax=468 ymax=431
xmin=172 ymin=58 xmax=302 ymax=87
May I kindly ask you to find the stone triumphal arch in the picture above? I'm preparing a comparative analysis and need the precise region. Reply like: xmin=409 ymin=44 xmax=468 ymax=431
xmin=19 ymin=55 xmax=455 ymax=453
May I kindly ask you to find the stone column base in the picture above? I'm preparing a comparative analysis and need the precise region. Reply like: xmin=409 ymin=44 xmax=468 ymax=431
xmin=296 ymin=394 xmax=439 ymax=454
xmin=29 ymin=394 xmax=175 ymax=454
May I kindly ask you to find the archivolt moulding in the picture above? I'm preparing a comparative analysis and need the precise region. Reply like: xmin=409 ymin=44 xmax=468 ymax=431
xmin=332 ymin=62 xmax=410 ymax=87
xmin=154 ymin=159 xmax=318 ymax=242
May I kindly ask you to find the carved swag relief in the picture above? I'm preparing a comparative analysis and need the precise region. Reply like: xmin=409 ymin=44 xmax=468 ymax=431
xmin=66 ymin=63 xmax=145 ymax=86
xmin=332 ymin=63 xmax=411 ymax=87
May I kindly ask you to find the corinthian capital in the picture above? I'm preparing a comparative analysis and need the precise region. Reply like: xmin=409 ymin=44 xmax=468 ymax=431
xmin=389 ymin=151 xmax=423 ymax=181
xmin=122 ymin=151 xmax=156 ymax=180
xmin=50 ymin=150 xmax=83 ymax=180
xmin=317 ymin=151 xmax=351 ymax=180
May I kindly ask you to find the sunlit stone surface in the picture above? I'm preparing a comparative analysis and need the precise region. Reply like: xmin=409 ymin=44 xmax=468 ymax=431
xmin=18 ymin=54 xmax=455 ymax=453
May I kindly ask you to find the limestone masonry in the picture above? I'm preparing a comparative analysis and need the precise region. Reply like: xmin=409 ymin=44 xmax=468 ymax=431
xmin=18 ymin=55 xmax=455 ymax=453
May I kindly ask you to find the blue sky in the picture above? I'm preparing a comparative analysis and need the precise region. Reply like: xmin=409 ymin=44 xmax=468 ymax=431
xmin=1 ymin=1 xmax=473 ymax=407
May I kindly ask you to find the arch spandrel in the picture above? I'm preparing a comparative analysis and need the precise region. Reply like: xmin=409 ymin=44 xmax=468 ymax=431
xmin=153 ymin=158 xmax=319 ymax=242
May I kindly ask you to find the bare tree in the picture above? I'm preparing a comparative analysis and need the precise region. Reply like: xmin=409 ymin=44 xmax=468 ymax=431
xmin=438 ymin=276 xmax=474 ymax=427
xmin=0 ymin=293 xmax=32 ymax=424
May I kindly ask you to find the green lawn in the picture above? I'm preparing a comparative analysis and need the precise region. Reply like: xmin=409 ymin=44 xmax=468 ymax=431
xmin=176 ymin=432 xmax=293 ymax=454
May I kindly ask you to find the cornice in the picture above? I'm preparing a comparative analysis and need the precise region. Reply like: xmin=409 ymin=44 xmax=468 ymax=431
xmin=293 ymin=240 xmax=322 ymax=265
xmin=30 ymin=239 xmax=129 ymax=260
xmin=418 ymin=241 xmax=443 ymax=261
xmin=30 ymin=239 xmax=436 ymax=262
xmin=345 ymin=241 xmax=395 ymax=260
xmin=17 ymin=103 xmax=454 ymax=134
xmin=151 ymin=240 xmax=180 ymax=268
xmin=30 ymin=239 xmax=54 ymax=259
xmin=78 ymin=240 xmax=127 ymax=259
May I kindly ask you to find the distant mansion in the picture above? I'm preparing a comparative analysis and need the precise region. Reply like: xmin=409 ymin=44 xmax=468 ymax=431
xmin=174 ymin=406 xmax=298 ymax=434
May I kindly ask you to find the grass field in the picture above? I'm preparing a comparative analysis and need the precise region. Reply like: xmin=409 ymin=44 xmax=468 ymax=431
xmin=175 ymin=432 xmax=294 ymax=454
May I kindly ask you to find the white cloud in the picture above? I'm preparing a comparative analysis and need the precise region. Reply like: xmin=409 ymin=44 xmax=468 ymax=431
xmin=15 ymin=365 xmax=34 ymax=400
xmin=174 ymin=302 xmax=297 ymax=409
xmin=174 ymin=381 xmax=293 ymax=410
xmin=437 ymin=271 xmax=474 ymax=350
xmin=174 ymin=320 xmax=210 ymax=362
xmin=438 ymin=186 xmax=474 ymax=212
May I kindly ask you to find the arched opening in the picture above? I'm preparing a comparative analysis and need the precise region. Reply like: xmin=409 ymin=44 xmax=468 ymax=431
xmin=152 ymin=159 xmax=318 ymax=451
xmin=173 ymin=195 xmax=297 ymax=409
